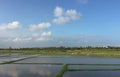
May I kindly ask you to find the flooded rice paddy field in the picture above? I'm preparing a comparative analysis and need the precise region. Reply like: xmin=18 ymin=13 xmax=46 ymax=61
xmin=0 ymin=64 xmax=62 ymax=77
xmin=0 ymin=54 xmax=32 ymax=63
xmin=0 ymin=54 xmax=120 ymax=77
xmin=16 ymin=56 xmax=120 ymax=64
xmin=63 ymin=71 xmax=120 ymax=77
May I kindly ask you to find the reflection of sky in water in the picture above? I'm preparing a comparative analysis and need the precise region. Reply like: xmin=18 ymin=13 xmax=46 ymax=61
xmin=0 ymin=57 xmax=22 ymax=63
xmin=63 ymin=71 xmax=120 ymax=77
xmin=0 ymin=64 xmax=62 ymax=77
xmin=68 ymin=65 xmax=120 ymax=69
xmin=16 ymin=56 xmax=120 ymax=64
xmin=1 ymin=55 xmax=120 ymax=77
xmin=0 ymin=54 xmax=36 ymax=63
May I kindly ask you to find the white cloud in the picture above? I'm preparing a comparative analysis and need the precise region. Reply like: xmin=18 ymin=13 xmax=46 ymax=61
xmin=32 ymin=33 xmax=39 ymax=37
xmin=12 ymin=37 xmax=22 ymax=42
xmin=29 ymin=22 xmax=51 ymax=31
xmin=12 ymin=37 xmax=32 ymax=42
xmin=79 ymin=0 xmax=88 ymax=4
xmin=0 ymin=21 xmax=22 ymax=30
xmin=53 ymin=16 xmax=70 ymax=24
xmin=35 ymin=37 xmax=46 ymax=41
xmin=41 ymin=31 xmax=52 ymax=37
xmin=2 ymin=31 xmax=52 ymax=43
xmin=65 ymin=10 xmax=81 ymax=20
xmin=53 ymin=6 xmax=82 ymax=24
xmin=35 ymin=31 xmax=52 ymax=41
xmin=54 ymin=6 xmax=63 ymax=17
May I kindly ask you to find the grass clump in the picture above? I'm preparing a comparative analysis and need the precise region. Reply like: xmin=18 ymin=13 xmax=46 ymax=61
xmin=55 ymin=64 xmax=68 ymax=77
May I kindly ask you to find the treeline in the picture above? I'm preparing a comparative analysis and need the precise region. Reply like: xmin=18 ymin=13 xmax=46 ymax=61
xmin=0 ymin=46 xmax=120 ymax=50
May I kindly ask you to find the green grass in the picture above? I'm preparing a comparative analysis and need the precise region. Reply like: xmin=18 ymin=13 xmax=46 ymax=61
xmin=0 ymin=49 xmax=67 ymax=55
xmin=1 ymin=48 xmax=120 ymax=58
xmin=0 ymin=56 xmax=37 ymax=64
xmin=55 ymin=64 xmax=68 ymax=77
xmin=66 ymin=49 xmax=120 ymax=58
xmin=13 ymin=63 xmax=63 ymax=65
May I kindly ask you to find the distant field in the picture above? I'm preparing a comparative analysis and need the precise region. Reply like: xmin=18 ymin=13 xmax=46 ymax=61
xmin=0 ymin=48 xmax=120 ymax=58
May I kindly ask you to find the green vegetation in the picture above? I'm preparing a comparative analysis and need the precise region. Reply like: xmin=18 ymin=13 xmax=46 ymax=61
xmin=56 ymin=64 xmax=68 ymax=77
xmin=1 ymin=46 xmax=120 ymax=58
xmin=13 ymin=63 xmax=63 ymax=65
xmin=1 ymin=46 xmax=120 ymax=77
xmin=0 ymin=47 xmax=67 ymax=55
xmin=0 ymin=56 xmax=37 ymax=64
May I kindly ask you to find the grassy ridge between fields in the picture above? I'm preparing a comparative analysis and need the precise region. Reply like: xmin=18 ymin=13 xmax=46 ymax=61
xmin=55 ymin=64 xmax=68 ymax=77
xmin=1 ymin=48 xmax=120 ymax=58
xmin=0 ymin=56 xmax=37 ymax=64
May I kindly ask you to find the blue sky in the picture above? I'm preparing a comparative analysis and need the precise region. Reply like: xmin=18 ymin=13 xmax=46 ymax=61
xmin=0 ymin=0 xmax=120 ymax=48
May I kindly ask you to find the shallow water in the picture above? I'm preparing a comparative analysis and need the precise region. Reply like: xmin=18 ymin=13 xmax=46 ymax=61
xmin=16 ymin=56 xmax=120 ymax=64
xmin=0 ymin=54 xmax=9 ymax=57
xmin=63 ymin=71 xmax=120 ymax=77
xmin=1 ymin=55 xmax=120 ymax=77
xmin=0 ymin=54 xmax=35 ymax=63
xmin=68 ymin=65 xmax=120 ymax=69
xmin=0 ymin=64 xmax=62 ymax=77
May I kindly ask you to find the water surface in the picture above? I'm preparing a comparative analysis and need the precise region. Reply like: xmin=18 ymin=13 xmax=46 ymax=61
xmin=0 ymin=54 xmax=36 ymax=63
xmin=68 ymin=65 xmax=120 ymax=69
xmin=63 ymin=71 xmax=120 ymax=77
xmin=0 ymin=64 xmax=62 ymax=77
xmin=16 ymin=56 xmax=120 ymax=64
